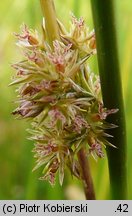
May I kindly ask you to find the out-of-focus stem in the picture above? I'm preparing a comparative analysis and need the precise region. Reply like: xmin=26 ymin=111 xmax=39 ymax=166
xmin=73 ymin=0 xmax=80 ymax=17
xmin=91 ymin=0 xmax=127 ymax=199
xmin=78 ymin=148 xmax=96 ymax=200
xmin=40 ymin=0 xmax=60 ymax=46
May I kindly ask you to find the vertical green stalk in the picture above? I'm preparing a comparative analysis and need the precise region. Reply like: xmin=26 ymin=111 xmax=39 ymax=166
xmin=91 ymin=0 xmax=127 ymax=199
xmin=40 ymin=0 xmax=60 ymax=46
xmin=73 ymin=0 xmax=80 ymax=17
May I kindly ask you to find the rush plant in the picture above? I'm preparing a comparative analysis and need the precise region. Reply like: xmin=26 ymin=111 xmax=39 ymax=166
xmin=10 ymin=0 xmax=126 ymax=199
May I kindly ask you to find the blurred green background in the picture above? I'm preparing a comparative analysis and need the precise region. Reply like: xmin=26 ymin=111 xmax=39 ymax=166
xmin=0 ymin=0 xmax=132 ymax=199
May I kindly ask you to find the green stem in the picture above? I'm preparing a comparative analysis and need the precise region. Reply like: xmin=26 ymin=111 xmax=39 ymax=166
xmin=73 ymin=0 xmax=80 ymax=17
xmin=78 ymin=148 xmax=96 ymax=200
xmin=40 ymin=0 xmax=60 ymax=46
xmin=91 ymin=0 xmax=127 ymax=199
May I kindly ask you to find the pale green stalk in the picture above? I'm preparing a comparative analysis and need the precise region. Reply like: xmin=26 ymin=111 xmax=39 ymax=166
xmin=40 ymin=0 xmax=60 ymax=46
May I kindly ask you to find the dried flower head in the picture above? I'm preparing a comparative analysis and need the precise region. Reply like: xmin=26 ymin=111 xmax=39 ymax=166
xmin=11 ymin=15 xmax=118 ymax=185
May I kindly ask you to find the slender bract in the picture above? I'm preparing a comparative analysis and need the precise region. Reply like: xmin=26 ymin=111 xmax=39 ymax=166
xmin=73 ymin=0 xmax=80 ymax=17
xmin=40 ymin=0 xmax=60 ymax=45
xmin=91 ymin=0 xmax=127 ymax=199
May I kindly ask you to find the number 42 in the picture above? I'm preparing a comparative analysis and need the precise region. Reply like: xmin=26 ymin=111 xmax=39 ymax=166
xmin=116 ymin=204 xmax=128 ymax=213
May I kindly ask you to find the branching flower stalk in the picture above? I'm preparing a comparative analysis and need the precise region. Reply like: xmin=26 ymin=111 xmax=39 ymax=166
xmin=11 ymin=0 xmax=118 ymax=199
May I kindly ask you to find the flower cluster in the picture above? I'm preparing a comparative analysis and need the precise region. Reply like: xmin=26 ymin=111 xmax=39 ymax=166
xmin=11 ymin=15 xmax=118 ymax=185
